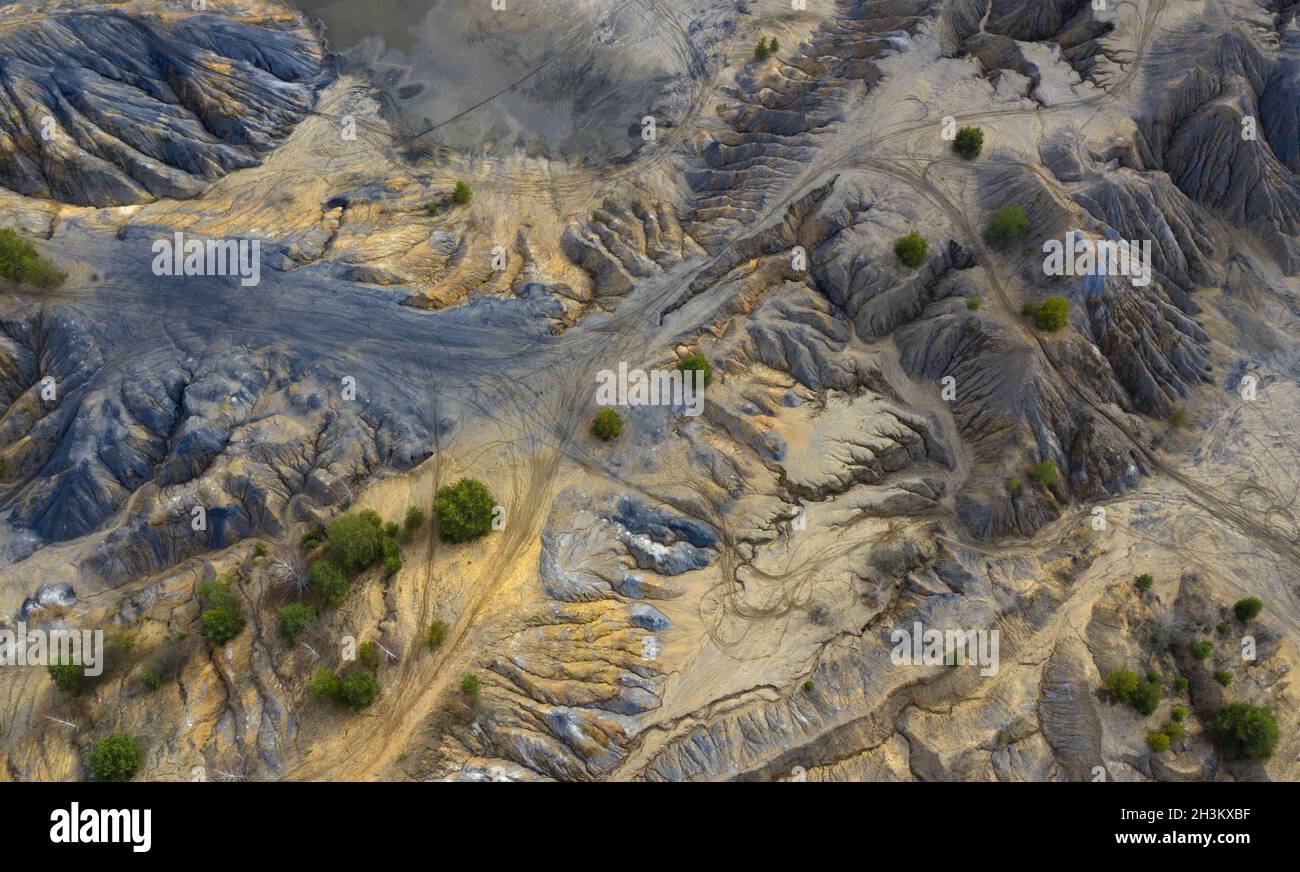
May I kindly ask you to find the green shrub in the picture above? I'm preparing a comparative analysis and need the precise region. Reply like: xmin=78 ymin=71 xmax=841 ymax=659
xmin=953 ymin=126 xmax=984 ymax=159
xmin=252 ymin=541 xmax=268 ymax=558
xmin=1173 ymin=676 xmax=1189 ymax=694
xmin=966 ymin=297 xmax=981 ymax=310
xmin=404 ymin=506 xmax=425 ymax=531
xmin=426 ymin=619 xmax=449 ymax=648
xmin=434 ymin=478 xmax=497 ymax=543
xmin=1105 ymin=668 xmax=1138 ymax=703
xmin=592 ymin=407 xmax=623 ymax=441
xmin=754 ymin=36 xmax=770 ymax=60
xmin=359 ymin=641 xmax=381 ymax=669
xmin=198 ymin=580 xmax=245 ymax=645
xmin=308 ymin=668 xmax=342 ymax=700
xmin=1135 ymin=573 xmax=1153 ymax=591
xmin=802 ymin=680 xmax=815 ymax=693
xmin=310 ymin=559 xmax=350 ymax=606
xmin=424 ymin=202 xmax=439 ymax=216
xmin=138 ymin=670 xmax=165 ymax=691
xmin=1162 ymin=721 xmax=1187 ymax=743
xmin=1027 ymin=459 xmax=1058 ymax=490
xmin=0 ymin=228 xmax=66 ymax=288
xmin=1214 ymin=670 xmax=1233 ymax=687
xmin=1208 ymin=703 xmax=1279 ymax=760
xmin=1169 ymin=409 xmax=1186 ymax=427
xmin=277 ymin=602 xmax=317 ymax=643
xmin=677 ymin=352 xmax=713 ymax=387
xmin=984 ymin=204 xmax=1030 ymax=247
xmin=89 ymin=734 xmax=142 ymax=781
xmin=383 ymin=521 xmax=399 ymax=540
xmin=48 ymin=658 xmax=88 ymax=694
xmin=339 ymin=671 xmax=380 ymax=711
xmin=326 ymin=511 xmax=385 ymax=575
xmin=1146 ymin=731 xmax=1171 ymax=752
xmin=1233 ymin=597 xmax=1263 ymax=622
xmin=1007 ymin=478 xmax=1021 ymax=496
xmin=461 ymin=673 xmax=481 ymax=701
xmin=1131 ymin=679 xmax=1162 ymax=716
xmin=894 ymin=231 xmax=929 ymax=268
xmin=1216 ymin=621 xmax=1230 ymax=635
xmin=1190 ymin=640 xmax=1213 ymax=660
xmin=384 ymin=554 xmax=402 ymax=575
xmin=1029 ymin=296 xmax=1069 ymax=331
xmin=1171 ymin=705 xmax=1187 ymax=723
xmin=452 ymin=181 xmax=472 ymax=205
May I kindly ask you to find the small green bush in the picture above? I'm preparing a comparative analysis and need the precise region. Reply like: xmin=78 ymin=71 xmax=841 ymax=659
xmin=358 ymin=642 xmax=381 ymax=669
xmin=1170 ymin=705 xmax=1187 ymax=723
xmin=953 ymin=126 xmax=984 ymax=159
xmin=404 ymin=506 xmax=425 ymax=531
xmin=1214 ymin=670 xmax=1233 ymax=687
xmin=1208 ymin=703 xmax=1279 ymax=760
xmin=0 ymin=227 xmax=66 ymax=288
xmin=308 ymin=668 xmax=342 ymax=700
xmin=1028 ymin=296 xmax=1069 ymax=331
xmin=198 ymin=581 xmax=245 ymax=645
xmin=48 ymin=658 xmax=88 ymax=694
xmin=754 ymin=36 xmax=770 ymax=60
xmin=1162 ymin=721 xmax=1187 ymax=743
xmin=966 ymin=297 xmax=982 ymax=310
xmin=677 ymin=352 xmax=713 ymax=387
xmin=592 ymin=407 xmax=623 ymax=441
xmin=1169 ymin=409 xmax=1186 ymax=427
xmin=89 ymin=734 xmax=142 ymax=781
xmin=384 ymin=554 xmax=402 ymax=575
xmin=1173 ymin=676 xmax=1189 ymax=694
xmin=894 ymin=231 xmax=929 ymax=268
xmin=1146 ymin=731 xmax=1171 ymax=752
xmin=426 ymin=620 xmax=449 ymax=648
xmin=1130 ymin=679 xmax=1162 ymax=716
xmin=326 ymin=511 xmax=385 ymax=576
xmin=277 ymin=602 xmax=317 ymax=643
xmin=1233 ymin=597 xmax=1263 ymax=622
xmin=138 ymin=670 xmax=165 ymax=691
xmin=1135 ymin=573 xmax=1153 ymax=591
xmin=461 ymin=673 xmax=481 ymax=701
xmin=339 ymin=671 xmax=380 ymax=711
xmin=1105 ymin=668 xmax=1139 ymax=703
xmin=1190 ymin=640 xmax=1213 ymax=660
xmin=310 ymin=559 xmax=350 ymax=606
xmin=1027 ymin=459 xmax=1058 ymax=490
xmin=1007 ymin=478 xmax=1021 ymax=496
xmin=424 ymin=202 xmax=439 ymax=216
xmin=253 ymin=541 xmax=268 ymax=558
xmin=1216 ymin=621 xmax=1230 ymax=635
xmin=434 ymin=478 xmax=497 ymax=543
xmin=985 ymin=204 xmax=1030 ymax=247
xmin=452 ymin=181 xmax=472 ymax=205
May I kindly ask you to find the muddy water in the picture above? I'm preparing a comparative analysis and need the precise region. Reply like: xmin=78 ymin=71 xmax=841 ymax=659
xmin=293 ymin=0 xmax=686 ymax=161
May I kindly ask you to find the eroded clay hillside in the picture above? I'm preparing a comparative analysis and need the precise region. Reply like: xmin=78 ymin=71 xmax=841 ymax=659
xmin=0 ymin=0 xmax=1296 ymax=781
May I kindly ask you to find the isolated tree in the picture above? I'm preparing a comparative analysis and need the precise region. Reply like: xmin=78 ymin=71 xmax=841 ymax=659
xmin=1135 ymin=573 xmax=1153 ymax=591
xmin=592 ymin=407 xmax=623 ymax=441
xmin=1209 ymin=703 xmax=1279 ymax=760
xmin=894 ymin=231 xmax=929 ymax=267
xmin=754 ymin=36 xmax=769 ymax=60
xmin=1233 ymin=597 xmax=1263 ymax=621
xmin=90 ymin=734 xmax=142 ymax=782
xmin=452 ymin=180 xmax=472 ymax=205
xmin=985 ymin=204 xmax=1030 ymax=246
xmin=426 ymin=619 xmax=449 ymax=648
xmin=1029 ymin=296 xmax=1069 ymax=331
xmin=434 ymin=478 xmax=496 ymax=543
xmin=277 ymin=602 xmax=317 ymax=643
xmin=267 ymin=543 xmax=309 ymax=596
xmin=677 ymin=352 xmax=714 ymax=387
xmin=953 ymin=126 xmax=984 ymax=159
xmin=461 ymin=673 xmax=481 ymax=702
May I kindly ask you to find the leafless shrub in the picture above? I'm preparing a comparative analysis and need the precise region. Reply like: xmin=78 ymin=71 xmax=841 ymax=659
xmin=267 ymin=544 xmax=309 ymax=597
